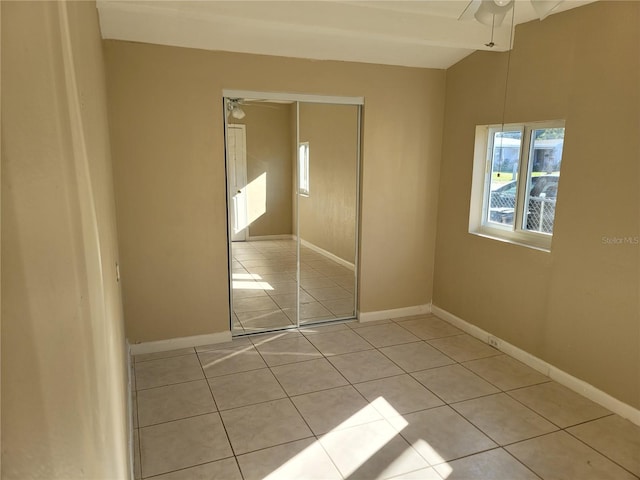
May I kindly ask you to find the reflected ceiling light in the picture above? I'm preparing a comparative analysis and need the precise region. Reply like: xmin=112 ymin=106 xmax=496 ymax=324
xmin=227 ymin=98 xmax=246 ymax=120
xmin=231 ymin=105 xmax=245 ymax=120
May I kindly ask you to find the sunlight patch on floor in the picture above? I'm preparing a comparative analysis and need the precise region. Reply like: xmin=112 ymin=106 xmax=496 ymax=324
xmin=232 ymin=280 xmax=274 ymax=290
xmin=232 ymin=273 xmax=263 ymax=280
xmin=266 ymin=396 xmax=452 ymax=479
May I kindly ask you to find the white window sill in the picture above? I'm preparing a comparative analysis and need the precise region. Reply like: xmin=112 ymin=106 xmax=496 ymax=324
xmin=470 ymin=227 xmax=552 ymax=252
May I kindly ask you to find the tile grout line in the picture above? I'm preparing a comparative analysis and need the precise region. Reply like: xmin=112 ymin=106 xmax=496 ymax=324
xmin=242 ymin=324 xmax=478 ymax=475
xmin=501 ymin=447 xmax=545 ymax=480
xmin=364 ymin=319 xmax=635 ymax=476
xmin=449 ymin=357 xmax=624 ymax=451
xmin=232 ymin=240 xmax=351 ymax=332
xmin=250 ymin=339 xmax=348 ymax=478
xmin=140 ymin=457 xmax=237 ymax=480
xmin=486 ymin=410 xmax=632 ymax=478
xmin=257 ymin=333 xmax=426 ymax=480
xmin=436 ymin=357 xmax=600 ymax=460
xmin=316 ymin=323 xmax=510 ymax=477
xmin=132 ymin=316 xmax=636 ymax=479
xmin=561 ymin=417 xmax=640 ymax=479
xmin=134 ymin=350 xmax=196 ymax=364
xmin=277 ymin=329 xmax=630 ymax=477
xmin=137 ymin=409 xmax=220 ymax=429
xmin=135 ymin=375 xmax=207 ymax=392
xmin=195 ymin=350 xmax=246 ymax=480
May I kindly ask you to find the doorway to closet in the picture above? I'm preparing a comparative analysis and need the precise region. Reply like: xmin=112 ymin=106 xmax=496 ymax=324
xmin=223 ymin=91 xmax=363 ymax=335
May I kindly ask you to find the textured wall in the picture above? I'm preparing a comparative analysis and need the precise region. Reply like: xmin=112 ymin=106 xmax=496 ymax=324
xmin=2 ymin=2 xmax=129 ymax=477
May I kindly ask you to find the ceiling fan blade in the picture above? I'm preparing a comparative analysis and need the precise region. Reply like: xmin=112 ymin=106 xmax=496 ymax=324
xmin=458 ymin=0 xmax=481 ymax=21
xmin=531 ymin=0 xmax=563 ymax=20
xmin=474 ymin=0 xmax=513 ymax=26
xmin=460 ymin=0 xmax=513 ymax=25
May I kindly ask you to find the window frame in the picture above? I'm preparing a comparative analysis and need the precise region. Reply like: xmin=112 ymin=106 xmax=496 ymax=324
xmin=298 ymin=141 xmax=310 ymax=197
xmin=469 ymin=120 xmax=565 ymax=252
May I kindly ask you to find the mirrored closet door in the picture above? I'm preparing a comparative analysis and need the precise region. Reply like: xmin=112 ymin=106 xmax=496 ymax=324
xmin=224 ymin=91 xmax=362 ymax=335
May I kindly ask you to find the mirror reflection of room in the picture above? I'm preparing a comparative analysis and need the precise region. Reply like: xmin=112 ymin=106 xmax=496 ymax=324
xmin=297 ymin=102 xmax=359 ymax=326
xmin=226 ymin=97 xmax=359 ymax=335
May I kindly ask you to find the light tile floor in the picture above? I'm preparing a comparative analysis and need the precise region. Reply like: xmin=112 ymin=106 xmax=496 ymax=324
xmin=231 ymin=240 xmax=356 ymax=333
xmin=132 ymin=315 xmax=640 ymax=480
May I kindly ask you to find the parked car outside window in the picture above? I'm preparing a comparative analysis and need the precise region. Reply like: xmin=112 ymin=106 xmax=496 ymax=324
xmin=489 ymin=174 xmax=559 ymax=233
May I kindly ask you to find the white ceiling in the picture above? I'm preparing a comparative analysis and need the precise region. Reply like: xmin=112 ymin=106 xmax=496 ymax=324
xmin=97 ymin=0 xmax=596 ymax=69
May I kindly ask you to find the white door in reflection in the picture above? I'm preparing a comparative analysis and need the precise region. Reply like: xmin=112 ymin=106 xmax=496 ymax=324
xmin=228 ymin=124 xmax=248 ymax=241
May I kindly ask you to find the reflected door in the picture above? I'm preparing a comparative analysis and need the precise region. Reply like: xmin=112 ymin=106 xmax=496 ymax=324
xmin=228 ymin=124 xmax=248 ymax=241
xmin=226 ymin=99 xmax=297 ymax=334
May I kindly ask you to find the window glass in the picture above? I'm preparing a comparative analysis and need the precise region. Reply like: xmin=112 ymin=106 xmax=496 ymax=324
xmin=523 ymin=128 xmax=564 ymax=234
xmin=299 ymin=142 xmax=309 ymax=196
xmin=487 ymin=130 xmax=522 ymax=227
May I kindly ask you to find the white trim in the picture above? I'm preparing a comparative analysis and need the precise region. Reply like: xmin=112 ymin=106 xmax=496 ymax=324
xmin=359 ymin=304 xmax=432 ymax=323
xmin=126 ymin=341 xmax=135 ymax=480
xmin=295 ymin=101 xmax=301 ymax=325
xmin=246 ymin=234 xmax=294 ymax=241
xmin=222 ymin=89 xmax=364 ymax=106
xmin=300 ymin=238 xmax=355 ymax=271
xmin=353 ymin=105 xmax=362 ymax=319
xmin=470 ymin=230 xmax=552 ymax=253
xmin=431 ymin=305 xmax=640 ymax=427
xmin=129 ymin=331 xmax=232 ymax=355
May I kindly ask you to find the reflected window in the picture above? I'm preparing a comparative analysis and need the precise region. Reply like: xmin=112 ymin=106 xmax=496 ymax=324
xmin=299 ymin=142 xmax=310 ymax=196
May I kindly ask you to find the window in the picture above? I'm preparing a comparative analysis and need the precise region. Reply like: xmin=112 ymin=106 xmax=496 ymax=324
xmin=469 ymin=121 xmax=565 ymax=251
xmin=298 ymin=142 xmax=310 ymax=196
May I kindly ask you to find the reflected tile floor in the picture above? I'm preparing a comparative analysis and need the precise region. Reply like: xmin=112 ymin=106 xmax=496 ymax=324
xmin=132 ymin=315 xmax=640 ymax=480
xmin=231 ymin=239 xmax=356 ymax=333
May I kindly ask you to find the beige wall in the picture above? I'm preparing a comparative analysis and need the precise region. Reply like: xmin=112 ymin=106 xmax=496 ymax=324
xmin=2 ymin=1 xmax=130 ymax=478
xmin=232 ymin=102 xmax=293 ymax=237
xmin=104 ymin=41 xmax=445 ymax=342
xmin=299 ymin=103 xmax=359 ymax=264
xmin=434 ymin=1 xmax=640 ymax=409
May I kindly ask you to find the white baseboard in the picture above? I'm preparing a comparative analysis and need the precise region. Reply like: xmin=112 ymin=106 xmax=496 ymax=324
xmin=129 ymin=330 xmax=232 ymax=355
xmin=359 ymin=304 xmax=432 ymax=323
xmin=246 ymin=234 xmax=294 ymax=241
xmin=431 ymin=305 xmax=640 ymax=427
xmin=300 ymin=238 xmax=355 ymax=271
xmin=126 ymin=340 xmax=135 ymax=480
